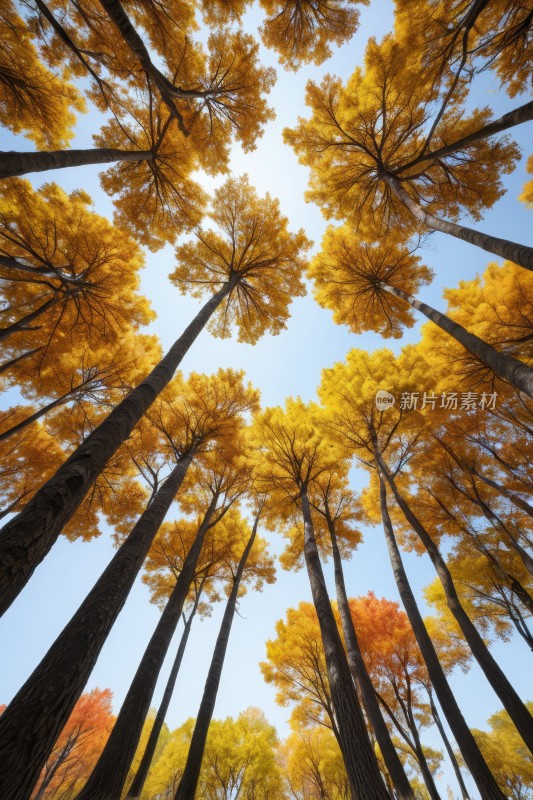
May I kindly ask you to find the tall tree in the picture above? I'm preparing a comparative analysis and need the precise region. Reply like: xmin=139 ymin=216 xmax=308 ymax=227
xmin=319 ymin=348 xmax=507 ymax=799
xmin=285 ymin=34 xmax=533 ymax=269
xmin=0 ymin=369 xmax=257 ymax=800
xmin=251 ymin=399 xmax=390 ymax=800
xmin=174 ymin=507 xmax=275 ymax=800
xmin=309 ymin=229 xmax=533 ymax=396
xmin=0 ymin=175 xmax=309 ymax=615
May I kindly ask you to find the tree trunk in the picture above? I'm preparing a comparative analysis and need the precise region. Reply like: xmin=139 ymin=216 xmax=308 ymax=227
xmin=398 ymin=100 xmax=533 ymax=172
xmin=0 ymin=347 xmax=44 ymax=375
xmin=174 ymin=519 xmax=259 ymax=800
xmin=377 ymin=474 xmax=506 ymax=800
xmin=326 ymin=512 xmax=415 ymax=799
xmin=0 ymin=148 xmax=153 ymax=179
xmin=0 ymin=279 xmax=235 ymax=617
xmin=380 ymin=171 xmax=533 ymax=271
xmin=75 ymin=499 xmax=220 ymax=800
xmin=300 ymin=490 xmax=390 ymax=800
xmin=428 ymin=690 xmax=471 ymax=800
xmin=382 ymin=283 xmax=533 ymax=397
xmin=473 ymin=470 xmax=533 ymax=519
xmin=0 ymin=450 xmax=194 ymax=800
xmin=378 ymin=456 xmax=533 ymax=754
xmin=125 ymin=594 xmax=201 ymax=799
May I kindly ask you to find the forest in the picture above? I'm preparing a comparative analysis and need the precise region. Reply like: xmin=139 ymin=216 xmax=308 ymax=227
xmin=0 ymin=0 xmax=532 ymax=798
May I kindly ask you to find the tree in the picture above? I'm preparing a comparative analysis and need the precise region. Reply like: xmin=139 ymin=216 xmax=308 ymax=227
xmin=30 ymin=689 xmax=114 ymax=800
xmin=0 ymin=369 xmax=258 ymax=800
xmin=309 ymin=228 xmax=533 ymax=396
xmin=0 ymin=174 xmax=309 ymax=616
xmin=251 ymin=399 xmax=390 ymax=800
xmin=285 ymin=34 xmax=533 ymax=270
xmin=281 ymin=726 xmax=349 ymax=800
xmin=0 ymin=1 xmax=84 ymax=148
xmin=319 ymin=348 xmax=507 ymax=799
xmin=174 ymin=507 xmax=276 ymax=800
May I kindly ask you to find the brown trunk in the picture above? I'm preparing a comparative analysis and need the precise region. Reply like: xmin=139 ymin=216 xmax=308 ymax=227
xmin=325 ymin=512 xmax=415 ymax=799
xmin=300 ymin=489 xmax=390 ymax=800
xmin=0 ymin=278 xmax=235 ymax=617
xmin=380 ymin=171 xmax=533 ymax=271
xmin=377 ymin=473 xmax=506 ymax=800
xmin=75 ymin=497 xmax=220 ymax=800
xmin=0 ymin=148 xmax=153 ymax=179
xmin=0 ymin=450 xmax=194 ymax=800
xmin=174 ymin=519 xmax=259 ymax=800
xmin=125 ymin=593 xmax=201 ymax=800
xmin=0 ymin=294 xmax=65 ymax=342
xmin=379 ymin=457 xmax=533 ymax=754
xmin=0 ymin=347 xmax=44 ymax=375
xmin=428 ymin=690 xmax=471 ymax=800
xmin=0 ymin=384 xmax=91 ymax=443
xmin=382 ymin=283 xmax=533 ymax=398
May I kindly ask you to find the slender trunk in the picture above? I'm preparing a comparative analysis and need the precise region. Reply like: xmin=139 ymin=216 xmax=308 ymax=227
xmin=473 ymin=470 xmax=533 ymax=519
xmin=382 ymin=283 xmax=533 ymax=397
xmin=0 ymin=385 xmax=89 ymax=442
xmin=0 ymin=148 xmax=153 ymax=179
xmin=0 ymin=255 xmax=59 ymax=280
xmin=398 ymin=100 xmax=533 ymax=173
xmin=379 ymin=456 xmax=533 ymax=753
xmin=0 ymin=450 xmax=194 ymax=800
xmin=380 ymin=171 xmax=533 ymax=271
xmin=125 ymin=595 xmax=201 ymax=799
xmin=0 ymin=279 xmax=235 ymax=617
xmin=300 ymin=490 xmax=390 ymax=800
xmin=428 ymin=691 xmax=471 ymax=800
xmin=326 ymin=513 xmax=415 ymax=799
xmin=0 ymin=347 xmax=44 ymax=375
xmin=377 ymin=474 xmax=506 ymax=800
xmin=0 ymin=294 xmax=65 ymax=343
xmin=409 ymin=727 xmax=441 ymax=800
xmin=75 ymin=498 xmax=219 ymax=800
xmin=174 ymin=520 xmax=259 ymax=800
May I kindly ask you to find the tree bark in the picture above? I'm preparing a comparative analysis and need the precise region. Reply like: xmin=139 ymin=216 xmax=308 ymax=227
xmin=380 ymin=171 xmax=533 ymax=271
xmin=378 ymin=456 xmax=533 ymax=754
xmin=300 ymin=489 xmax=390 ymax=800
xmin=75 ymin=496 xmax=220 ymax=800
xmin=0 ymin=148 xmax=153 ymax=179
xmin=125 ymin=594 xmax=201 ymax=799
xmin=174 ymin=518 xmax=259 ymax=800
xmin=398 ymin=100 xmax=533 ymax=173
xmin=382 ymin=283 xmax=533 ymax=398
xmin=325 ymin=512 xmax=415 ymax=799
xmin=0 ymin=279 xmax=235 ymax=617
xmin=0 ymin=450 xmax=194 ymax=800
xmin=427 ymin=690 xmax=471 ymax=800
xmin=377 ymin=474 xmax=506 ymax=800
xmin=0 ymin=347 xmax=44 ymax=375
xmin=0 ymin=294 xmax=65 ymax=343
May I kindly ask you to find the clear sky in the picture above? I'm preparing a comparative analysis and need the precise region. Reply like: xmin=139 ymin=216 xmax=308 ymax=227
xmin=1 ymin=2 xmax=532 ymax=798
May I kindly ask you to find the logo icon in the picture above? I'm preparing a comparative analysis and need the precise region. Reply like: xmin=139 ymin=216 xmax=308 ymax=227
xmin=375 ymin=390 xmax=395 ymax=411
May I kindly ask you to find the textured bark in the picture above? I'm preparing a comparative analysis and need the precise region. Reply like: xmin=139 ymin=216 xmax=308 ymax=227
xmin=0 ymin=451 xmax=194 ymax=800
xmin=125 ymin=596 xmax=201 ymax=799
xmin=398 ymin=100 xmax=533 ymax=172
xmin=377 ymin=474 xmax=506 ymax=800
xmin=325 ymin=512 xmax=415 ymax=799
xmin=0 ymin=280 xmax=235 ymax=616
xmin=382 ymin=283 xmax=533 ymax=397
xmin=300 ymin=490 xmax=390 ymax=800
xmin=428 ymin=691 xmax=471 ymax=800
xmin=75 ymin=498 xmax=219 ymax=800
xmin=381 ymin=171 xmax=533 ymax=271
xmin=0 ymin=148 xmax=153 ymax=178
xmin=174 ymin=519 xmax=259 ymax=800
xmin=379 ymin=457 xmax=533 ymax=754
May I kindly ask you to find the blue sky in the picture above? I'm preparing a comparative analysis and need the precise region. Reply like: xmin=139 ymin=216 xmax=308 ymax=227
xmin=1 ymin=2 xmax=532 ymax=798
